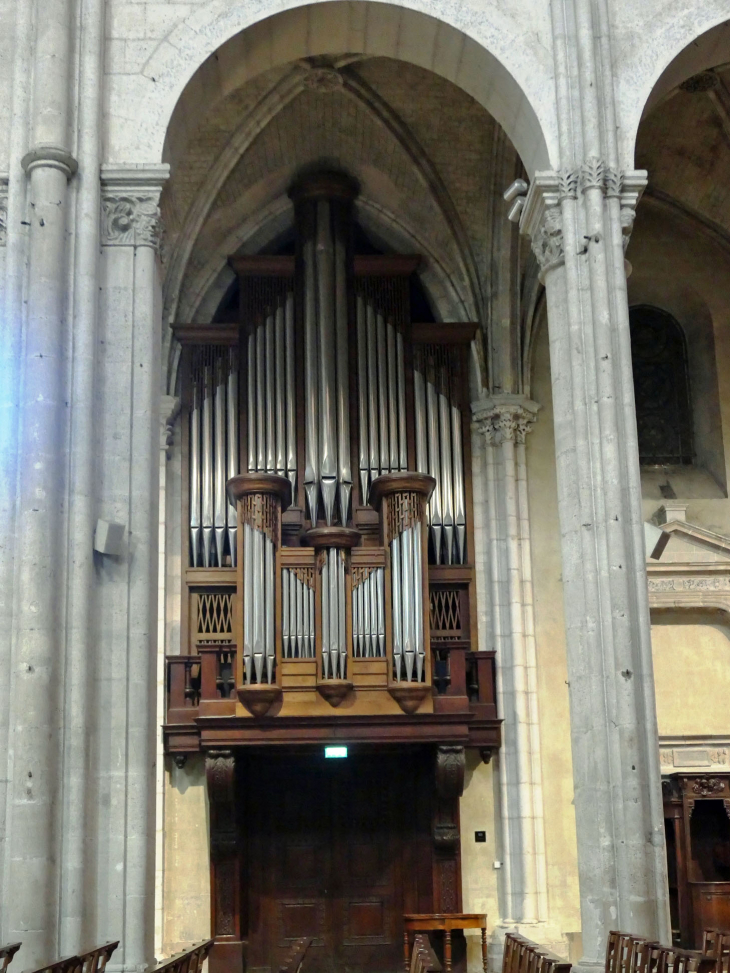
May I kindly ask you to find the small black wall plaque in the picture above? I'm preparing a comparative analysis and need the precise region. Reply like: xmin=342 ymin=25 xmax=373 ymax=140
xmin=474 ymin=831 xmax=486 ymax=843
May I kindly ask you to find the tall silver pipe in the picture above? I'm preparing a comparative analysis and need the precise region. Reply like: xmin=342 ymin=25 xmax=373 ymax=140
xmin=321 ymin=553 xmax=330 ymax=678
xmin=451 ymin=401 xmax=467 ymax=563
xmin=201 ymin=363 xmax=214 ymax=567
xmin=247 ymin=331 xmax=256 ymax=472
xmin=303 ymin=231 xmax=320 ymax=521
xmin=227 ymin=349 xmax=238 ymax=566
xmin=256 ymin=323 xmax=266 ymax=472
xmin=265 ymin=312 xmax=276 ymax=473
xmin=308 ymin=585 xmax=315 ymax=659
xmin=426 ymin=375 xmax=442 ymax=563
xmin=376 ymin=566 xmax=385 ymax=657
xmin=282 ymin=567 xmax=290 ymax=658
xmin=275 ymin=303 xmax=286 ymax=477
xmin=252 ymin=527 xmax=264 ymax=683
xmin=397 ymin=331 xmax=407 ymax=470
xmin=391 ymin=534 xmax=403 ymax=680
xmin=413 ymin=361 xmax=428 ymax=477
xmin=352 ymin=577 xmax=360 ymax=656
xmin=190 ymin=382 xmax=201 ymax=566
xmin=317 ymin=201 xmax=338 ymax=526
xmin=334 ymin=217 xmax=351 ymax=523
xmin=243 ymin=522 xmax=253 ymax=683
xmin=366 ymin=303 xmax=379 ymax=484
xmin=376 ymin=311 xmax=389 ymax=474
xmin=387 ymin=323 xmax=399 ymax=470
xmin=439 ymin=384 xmax=455 ymax=565
xmin=285 ymin=292 xmax=297 ymax=493
xmin=337 ymin=550 xmax=347 ymax=677
xmin=214 ymin=356 xmax=226 ymax=567
xmin=413 ymin=526 xmax=424 ymax=681
xmin=290 ymin=571 xmax=304 ymax=658
xmin=265 ymin=536 xmax=275 ymax=683
xmin=297 ymin=574 xmax=305 ymax=657
xmin=328 ymin=548 xmax=339 ymax=678
xmin=402 ymin=525 xmax=414 ymax=681
xmin=357 ymin=296 xmax=369 ymax=503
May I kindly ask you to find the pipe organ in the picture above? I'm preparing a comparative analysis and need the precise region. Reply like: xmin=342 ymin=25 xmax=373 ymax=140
xmin=174 ymin=171 xmax=485 ymax=720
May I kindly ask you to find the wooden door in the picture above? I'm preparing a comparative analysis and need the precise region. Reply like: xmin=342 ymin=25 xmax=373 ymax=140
xmin=244 ymin=750 xmax=433 ymax=973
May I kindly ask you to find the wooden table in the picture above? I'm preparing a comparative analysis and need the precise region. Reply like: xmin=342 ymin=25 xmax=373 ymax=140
xmin=404 ymin=914 xmax=488 ymax=973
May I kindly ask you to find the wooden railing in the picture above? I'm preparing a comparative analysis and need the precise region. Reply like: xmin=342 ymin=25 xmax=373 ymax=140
xmin=145 ymin=940 xmax=214 ymax=973
xmin=0 ymin=944 xmax=21 ymax=973
xmin=432 ymin=644 xmax=497 ymax=718
xmin=503 ymin=932 xmax=571 ymax=973
xmin=24 ymin=942 xmax=119 ymax=973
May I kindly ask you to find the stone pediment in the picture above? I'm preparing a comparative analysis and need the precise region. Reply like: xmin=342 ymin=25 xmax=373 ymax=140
xmin=647 ymin=505 xmax=730 ymax=603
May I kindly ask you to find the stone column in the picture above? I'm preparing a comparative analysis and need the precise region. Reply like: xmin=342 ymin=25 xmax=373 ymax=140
xmin=97 ymin=165 xmax=168 ymax=972
xmin=3 ymin=0 xmax=77 ymax=963
xmin=472 ymin=397 xmax=548 ymax=935
xmin=519 ymin=161 xmax=670 ymax=966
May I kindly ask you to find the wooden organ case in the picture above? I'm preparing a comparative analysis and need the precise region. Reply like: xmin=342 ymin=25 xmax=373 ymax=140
xmin=164 ymin=173 xmax=500 ymax=973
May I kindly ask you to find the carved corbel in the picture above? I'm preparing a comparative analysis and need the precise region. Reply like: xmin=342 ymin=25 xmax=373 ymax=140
xmin=205 ymin=750 xmax=244 ymax=973
xmin=432 ymin=745 xmax=465 ymax=914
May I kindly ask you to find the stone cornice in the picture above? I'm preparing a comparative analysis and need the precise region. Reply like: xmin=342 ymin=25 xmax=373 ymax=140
xmin=472 ymin=395 xmax=540 ymax=445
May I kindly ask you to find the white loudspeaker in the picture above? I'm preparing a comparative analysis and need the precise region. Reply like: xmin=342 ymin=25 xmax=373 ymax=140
xmin=94 ymin=519 xmax=126 ymax=556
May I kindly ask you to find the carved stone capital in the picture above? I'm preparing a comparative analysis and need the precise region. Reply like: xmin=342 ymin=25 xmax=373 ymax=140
xmin=472 ymin=395 xmax=540 ymax=446
xmin=100 ymin=163 xmax=169 ymax=252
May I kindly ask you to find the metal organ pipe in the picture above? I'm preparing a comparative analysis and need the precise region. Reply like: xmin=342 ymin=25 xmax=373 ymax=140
xmin=285 ymin=293 xmax=297 ymax=493
xmin=281 ymin=568 xmax=315 ymax=659
xmin=275 ymin=303 xmax=285 ymax=478
xmin=357 ymin=295 xmax=369 ymax=505
xmin=214 ymin=356 xmax=227 ymax=563
xmin=189 ymin=382 xmax=201 ymax=565
xmin=227 ymin=349 xmax=238 ymax=566
xmin=303 ymin=228 xmax=320 ymax=521
xmin=335 ymin=217 xmax=352 ymax=522
xmin=317 ymin=200 xmax=338 ymax=526
xmin=201 ymin=362 xmax=214 ymax=567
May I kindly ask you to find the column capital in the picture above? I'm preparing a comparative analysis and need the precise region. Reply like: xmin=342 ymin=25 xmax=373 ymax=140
xmin=100 ymin=164 xmax=170 ymax=251
xmin=22 ymin=144 xmax=78 ymax=179
xmin=472 ymin=395 xmax=540 ymax=445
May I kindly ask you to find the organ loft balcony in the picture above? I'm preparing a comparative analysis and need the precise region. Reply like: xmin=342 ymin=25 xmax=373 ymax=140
xmin=163 ymin=171 xmax=500 ymax=758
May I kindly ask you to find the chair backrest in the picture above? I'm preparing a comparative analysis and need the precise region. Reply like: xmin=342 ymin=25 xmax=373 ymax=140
xmin=0 ymin=945 xmax=22 ymax=973
xmin=23 ymin=955 xmax=84 ymax=973
xmin=703 ymin=931 xmax=730 ymax=973
xmin=145 ymin=940 xmax=215 ymax=973
xmin=79 ymin=942 xmax=119 ymax=973
xmin=279 ymin=937 xmax=312 ymax=973
xmin=410 ymin=935 xmax=441 ymax=973
xmin=503 ymin=932 xmax=571 ymax=973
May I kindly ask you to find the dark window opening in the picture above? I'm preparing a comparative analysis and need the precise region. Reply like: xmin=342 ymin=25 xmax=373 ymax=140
xmin=630 ymin=305 xmax=693 ymax=465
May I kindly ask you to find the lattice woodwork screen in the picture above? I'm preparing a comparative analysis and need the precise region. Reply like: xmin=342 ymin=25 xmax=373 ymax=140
xmin=195 ymin=590 xmax=234 ymax=643
xmin=429 ymin=588 xmax=462 ymax=640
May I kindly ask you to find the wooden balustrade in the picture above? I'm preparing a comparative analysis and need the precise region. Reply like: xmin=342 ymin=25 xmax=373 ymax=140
xmin=0 ymin=944 xmax=21 ymax=973
xmin=145 ymin=940 xmax=214 ymax=973
xmin=24 ymin=941 xmax=119 ymax=973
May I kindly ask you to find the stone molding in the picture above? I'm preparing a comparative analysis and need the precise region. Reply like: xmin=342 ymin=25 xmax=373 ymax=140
xmin=472 ymin=395 xmax=540 ymax=445
xmin=100 ymin=163 xmax=170 ymax=251
xmin=21 ymin=144 xmax=78 ymax=179
xmin=160 ymin=395 xmax=180 ymax=459
xmin=660 ymin=737 xmax=730 ymax=774
xmin=0 ymin=176 xmax=8 ymax=247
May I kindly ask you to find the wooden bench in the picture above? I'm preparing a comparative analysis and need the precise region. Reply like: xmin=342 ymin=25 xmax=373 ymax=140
xmin=605 ymin=931 xmax=717 ymax=973
xmin=24 ymin=942 xmax=119 ymax=973
xmin=503 ymin=932 xmax=571 ymax=973
xmin=145 ymin=940 xmax=214 ymax=973
xmin=0 ymin=945 xmax=21 ymax=973
xmin=278 ymin=937 xmax=312 ymax=973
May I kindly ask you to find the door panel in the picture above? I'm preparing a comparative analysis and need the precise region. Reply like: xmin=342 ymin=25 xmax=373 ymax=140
xmin=243 ymin=750 xmax=432 ymax=973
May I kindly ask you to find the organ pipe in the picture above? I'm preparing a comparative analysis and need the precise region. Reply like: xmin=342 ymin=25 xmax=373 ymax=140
xmin=227 ymin=349 xmax=238 ymax=566
xmin=282 ymin=568 xmax=315 ymax=659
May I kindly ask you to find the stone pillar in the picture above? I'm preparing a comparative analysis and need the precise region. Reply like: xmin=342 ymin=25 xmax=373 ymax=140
xmin=97 ymin=165 xmax=168 ymax=972
xmin=519 ymin=160 xmax=670 ymax=966
xmin=472 ymin=397 xmax=548 ymax=934
xmin=3 ymin=0 xmax=77 ymax=963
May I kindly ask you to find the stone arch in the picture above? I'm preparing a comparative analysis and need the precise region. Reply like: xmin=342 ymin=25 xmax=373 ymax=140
xmin=619 ymin=9 xmax=730 ymax=165
xmin=124 ymin=0 xmax=554 ymax=175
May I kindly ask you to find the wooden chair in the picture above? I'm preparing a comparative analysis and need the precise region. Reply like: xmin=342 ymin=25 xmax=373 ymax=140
xmin=503 ymin=932 xmax=571 ymax=973
xmin=0 ymin=945 xmax=21 ymax=973
xmin=410 ymin=935 xmax=442 ymax=973
xmin=703 ymin=931 xmax=730 ymax=973
xmin=79 ymin=943 xmax=118 ymax=973
xmin=278 ymin=938 xmax=312 ymax=973
xmin=145 ymin=940 xmax=214 ymax=973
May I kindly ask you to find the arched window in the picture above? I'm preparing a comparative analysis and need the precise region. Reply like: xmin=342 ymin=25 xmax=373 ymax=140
xmin=630 ymin=305 xmax=693 ymax=465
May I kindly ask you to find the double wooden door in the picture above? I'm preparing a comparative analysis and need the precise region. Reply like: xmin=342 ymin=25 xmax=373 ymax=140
xmin=243 ymin=750 xmax=434 ymax=973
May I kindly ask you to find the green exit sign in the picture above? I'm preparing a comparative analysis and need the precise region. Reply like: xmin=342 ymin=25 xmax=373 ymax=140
xmin=324 ymin=746 xmax=348 ymax=758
